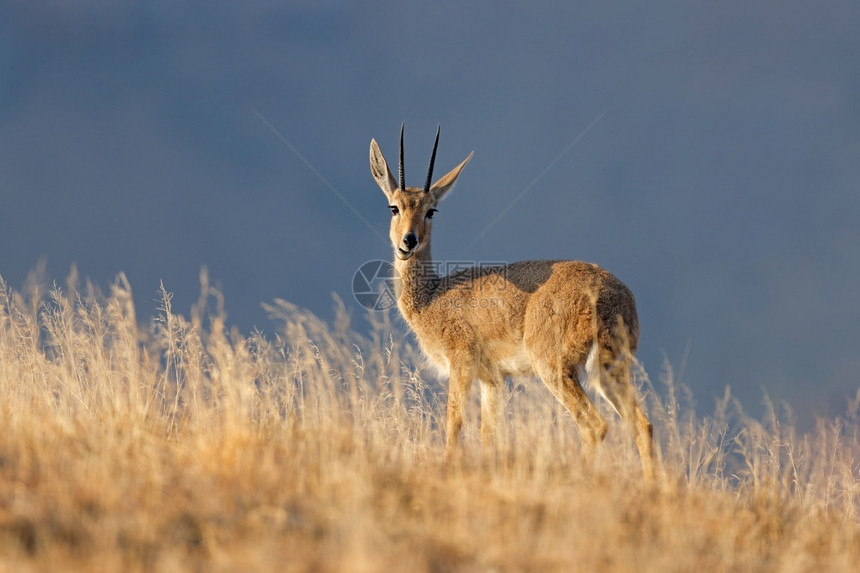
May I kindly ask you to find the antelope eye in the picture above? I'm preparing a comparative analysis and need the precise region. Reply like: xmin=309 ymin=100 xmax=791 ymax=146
xmin=426 ymin=208 xmax=437 ymax=220
xmin=389 ymin=205 xmax=399 ymax=216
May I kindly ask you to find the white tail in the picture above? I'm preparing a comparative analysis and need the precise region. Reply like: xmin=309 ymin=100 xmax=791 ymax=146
xmin=369 ymin=125 xmax=656 ymax=480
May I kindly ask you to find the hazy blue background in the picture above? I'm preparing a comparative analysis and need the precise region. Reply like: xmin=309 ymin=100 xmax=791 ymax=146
xmin=2 ymin=1 xmax=858 ymax=425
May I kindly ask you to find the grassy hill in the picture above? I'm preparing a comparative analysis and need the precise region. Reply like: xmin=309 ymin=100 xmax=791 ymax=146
xmin=1 ymin=272 xmax=857 ymax=571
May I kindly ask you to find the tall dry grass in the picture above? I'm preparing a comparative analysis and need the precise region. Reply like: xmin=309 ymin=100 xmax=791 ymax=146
xmin=0 ymin=270 xmax=858 ymax=571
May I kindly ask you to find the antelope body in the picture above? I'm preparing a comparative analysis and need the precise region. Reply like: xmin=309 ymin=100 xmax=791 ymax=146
xmin=369 ymin=125 xmax=655 ymax=479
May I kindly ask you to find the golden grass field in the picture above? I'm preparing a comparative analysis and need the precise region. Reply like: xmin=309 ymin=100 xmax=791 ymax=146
xmin=1 ymin=269 xmax=858 ymax=571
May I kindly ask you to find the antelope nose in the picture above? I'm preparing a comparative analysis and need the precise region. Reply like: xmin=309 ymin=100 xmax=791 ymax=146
xmin=403 ymin=233 xmax=418 ymax=250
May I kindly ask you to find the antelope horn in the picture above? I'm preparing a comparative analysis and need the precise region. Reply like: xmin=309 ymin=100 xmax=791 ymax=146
xmin=424 ymin=125 xmax=440 ymax=193
xmin=398 ymin=122 xmax=406 ymax=191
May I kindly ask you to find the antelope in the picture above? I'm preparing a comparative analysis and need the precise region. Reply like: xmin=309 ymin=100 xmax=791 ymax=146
xmin=369 ymin=125 xmax=656 ymax=480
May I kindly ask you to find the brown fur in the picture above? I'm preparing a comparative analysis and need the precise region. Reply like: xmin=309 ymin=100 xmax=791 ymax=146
xmin=369 ymin=135 xmax=656 ymax=480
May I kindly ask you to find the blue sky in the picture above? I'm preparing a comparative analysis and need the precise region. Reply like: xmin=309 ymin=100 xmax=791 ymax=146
xmin=1 ymin=2 xmax=858 ymax=425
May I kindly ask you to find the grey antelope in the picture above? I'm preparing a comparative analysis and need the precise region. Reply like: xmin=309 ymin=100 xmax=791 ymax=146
xmin=369 ymin=125 xmax=656 ymax=479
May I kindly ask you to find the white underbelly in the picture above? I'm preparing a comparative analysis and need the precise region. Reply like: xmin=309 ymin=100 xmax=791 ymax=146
xmin=491 ymin=344 xmax=532 ymax=376
xmin=418 ymin=339 xmax=533 ymax=379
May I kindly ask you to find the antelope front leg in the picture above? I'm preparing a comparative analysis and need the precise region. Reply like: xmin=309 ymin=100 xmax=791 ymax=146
xmin=445 ymin=366 xmax=473 ymax=462
xmin=480 ymin=378 xmax=503 ymax=448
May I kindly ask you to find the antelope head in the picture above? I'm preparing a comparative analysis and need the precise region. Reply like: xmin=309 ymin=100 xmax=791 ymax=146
xmin=369 ymin=124 xmax=473 ymax=261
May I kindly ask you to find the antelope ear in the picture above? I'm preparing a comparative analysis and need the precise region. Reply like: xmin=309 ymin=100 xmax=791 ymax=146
xmin=369 ymin=139 xmax=397 ymax=200
xmin=430 ymin=151 xmax=473 ymax=201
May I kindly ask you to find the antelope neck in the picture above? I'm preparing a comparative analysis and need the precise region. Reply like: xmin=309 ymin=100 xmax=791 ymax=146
xmin=393 ymin=247 xmax=440 ymax=313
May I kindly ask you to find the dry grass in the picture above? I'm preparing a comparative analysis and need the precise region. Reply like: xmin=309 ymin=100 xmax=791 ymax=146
xmin=0 ymin=269 xmax=858 ymax=572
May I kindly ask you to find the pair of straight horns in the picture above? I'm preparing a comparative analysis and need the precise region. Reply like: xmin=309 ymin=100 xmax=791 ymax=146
xmin=399 ymin=123 xmax=439 ymax=194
